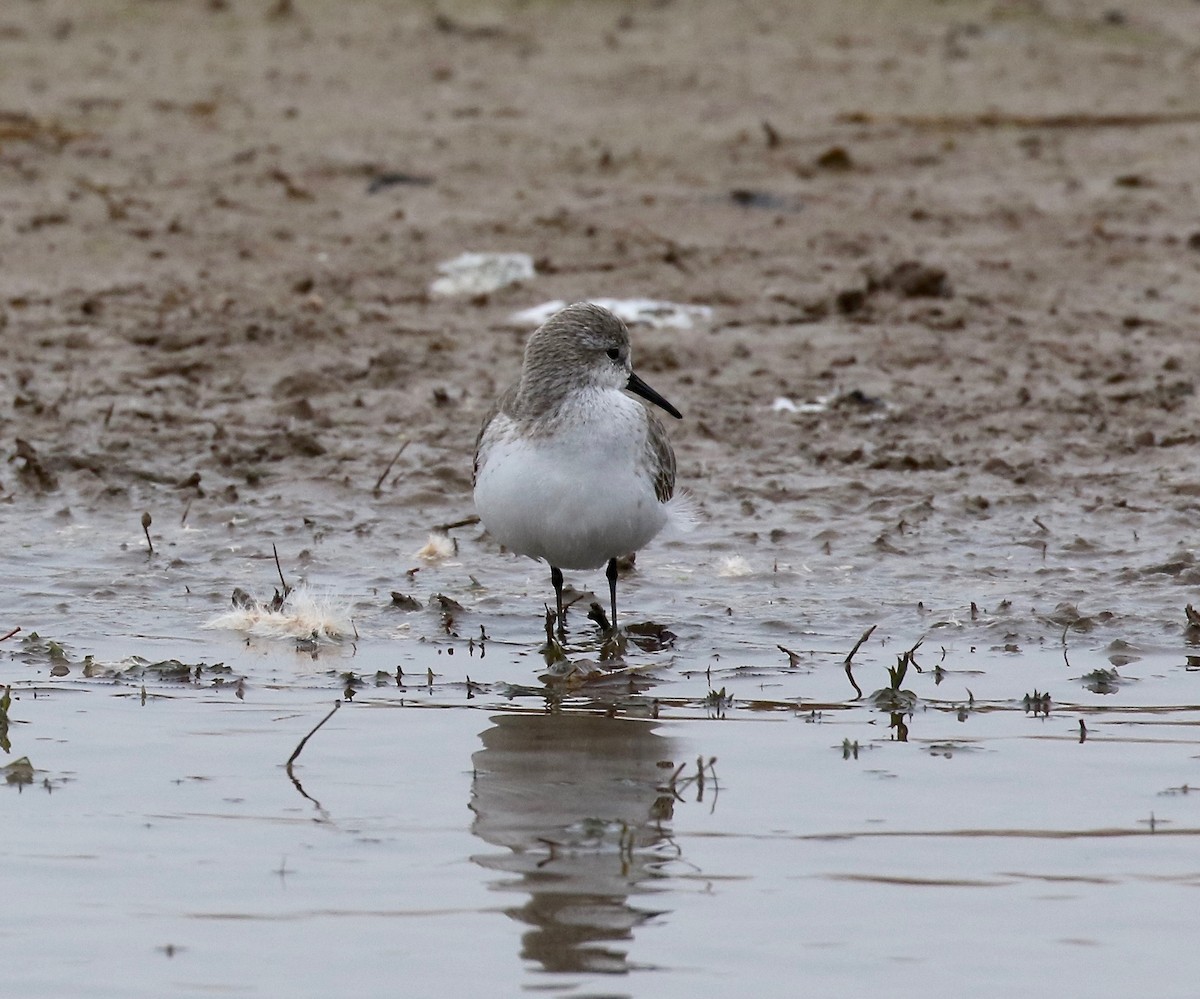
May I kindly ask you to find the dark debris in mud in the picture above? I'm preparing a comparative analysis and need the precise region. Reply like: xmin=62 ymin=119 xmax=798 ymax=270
xmin=623 ymin=621 xmax=677 ymax=653
xmin=11 ymin=438 xmax=59 ymax=493
xmin=1023 ymin=690 xmax=1052 ymax=717
xmin=390 ymin=591 xmax=422 ymax=611
xmin=12 ymin=632 xmax=240 ymax=690
xmin=1184 ymin=605 xmax=1200 ymax=644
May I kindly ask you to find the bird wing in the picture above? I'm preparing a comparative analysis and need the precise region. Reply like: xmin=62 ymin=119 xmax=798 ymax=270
xmin=645 ymin=411 xmax=676 ymax=503
xmin=472 ymin=385 xmax=519 ymax=487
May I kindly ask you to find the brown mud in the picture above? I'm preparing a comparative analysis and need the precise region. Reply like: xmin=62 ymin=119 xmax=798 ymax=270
xmin=2 ymin=0 xmax=1200 ymax=652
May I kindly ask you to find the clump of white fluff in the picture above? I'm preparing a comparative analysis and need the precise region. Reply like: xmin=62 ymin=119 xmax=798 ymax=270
xmin=414 ymin=532 xmax=458 ymax=564
xmin=716 ymin=556 xmax=754 ymax=578
xmin=203 ymin=584 xmax=353 ymax=641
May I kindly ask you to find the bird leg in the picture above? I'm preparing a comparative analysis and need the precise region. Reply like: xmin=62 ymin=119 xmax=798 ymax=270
xmin=606 ymin=557 xmax=619 ymax=635
xmin=550 ymin=565 xmax=567 ymax=640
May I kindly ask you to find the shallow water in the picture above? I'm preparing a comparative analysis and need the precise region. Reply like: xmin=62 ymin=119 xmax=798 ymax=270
xmin=5 ymin=0 xmax=1200 ymax=994
xmin=5 ymin=492 xmax=1200 ymax=998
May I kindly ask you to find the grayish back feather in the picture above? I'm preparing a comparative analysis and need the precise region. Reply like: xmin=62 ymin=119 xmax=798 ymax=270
xmin=473 ymin=303 xmax=676 ymax=501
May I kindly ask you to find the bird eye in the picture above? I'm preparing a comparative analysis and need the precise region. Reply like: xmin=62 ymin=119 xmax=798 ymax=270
xmin=606 ymin=347 xmax=621 ymax=361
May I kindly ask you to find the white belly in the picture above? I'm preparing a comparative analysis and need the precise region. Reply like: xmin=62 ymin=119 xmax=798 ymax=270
xmin=474 ymin=420 xmax=668 ymax=571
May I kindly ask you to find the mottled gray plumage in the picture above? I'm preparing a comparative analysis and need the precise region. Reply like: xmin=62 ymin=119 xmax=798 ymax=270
xmin=472 ymin=302 xmax=683 ymax=637
xmin=473 ymin=303 xmax=676 ymax=502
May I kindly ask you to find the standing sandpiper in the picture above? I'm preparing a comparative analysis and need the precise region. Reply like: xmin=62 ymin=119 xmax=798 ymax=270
xmin=472 ymin=302 xmax=685 ymax=638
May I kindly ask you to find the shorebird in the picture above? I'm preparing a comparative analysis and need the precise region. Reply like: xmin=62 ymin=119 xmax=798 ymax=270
xmin=472 ymin=302 xmax=684 ymax=638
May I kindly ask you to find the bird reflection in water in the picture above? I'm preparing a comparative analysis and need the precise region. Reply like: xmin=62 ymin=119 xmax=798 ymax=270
xmin=470 ymin=712 xmax=685 ymax=975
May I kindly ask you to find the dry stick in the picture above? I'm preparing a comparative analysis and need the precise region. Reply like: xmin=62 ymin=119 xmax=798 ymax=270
xmin=1061 ymin=617 xmax=1076 ymax=668
xmin=704 ymin=757 xmax=720 ymax=813
xmin=141 ymin=512 xmax=153 ymax=554
xmin=273 ymin=543 xmax=290 ymax=596
xmin=903 ymin=636 xmax=925 ymax=672
xmin=777 ymin=644 xmax=802 ymax=668
xmin=433 ymin=515 xmax=481 ymax=532
xmin=286 ymin=700 xmax=341 ymax=773
xmin=373 ymin=439 xmax=410 ymax=494
xmin=0 ymin=626 xmax=20 ymax=642
xmin=843 ymin=624 xmax=876 ymax=699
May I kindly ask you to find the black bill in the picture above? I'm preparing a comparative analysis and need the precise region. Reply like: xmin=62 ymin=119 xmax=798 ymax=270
xmin=626 ymin=370 xmax=682 ymax=420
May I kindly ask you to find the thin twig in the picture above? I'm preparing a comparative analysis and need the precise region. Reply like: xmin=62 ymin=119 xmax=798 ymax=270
xmin=273 ymin=543 xmax=290 ymax=596
xmin=0 ymin=627 xmax=20 ymax=642
xmin=903 ymin=636 xmax=925 ymax=672
xmin=842 ymin=624 xmax=875 ymax=699
xmin=844 ymin=624 xmax=875 ymax=665
xmin=286 ymin=700 xmax=341 ymax=771
xmin=844 ymin=661 xmax=863 ymax=699
xmin=1061 ymin=617 xmax=1076 ymax=668
xmin=373 ymin=439 xmax=410 ymax=494
xmin=433 ymin=514 xmax=481 ymax=532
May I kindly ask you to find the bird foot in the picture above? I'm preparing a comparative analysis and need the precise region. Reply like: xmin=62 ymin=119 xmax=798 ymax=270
xmin=542 ymin=634 xmax=568 ymax=665
xmin=599 ymin=628 xmax=627 ymax=662
xmin=542 ymin=608 xmax=568 ymax=663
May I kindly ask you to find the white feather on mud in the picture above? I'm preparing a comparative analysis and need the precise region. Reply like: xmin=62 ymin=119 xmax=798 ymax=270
xmin=716 ymin=555 xmax=754 ymax=578
xmin=204 ymin=585 xmax=353 ymax=640
xmin=414 ymin=532 xmax=457 ymax=563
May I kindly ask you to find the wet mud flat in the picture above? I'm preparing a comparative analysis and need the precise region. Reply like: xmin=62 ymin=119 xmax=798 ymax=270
xmin=4 ymin=1 xmax=1200 ymax=996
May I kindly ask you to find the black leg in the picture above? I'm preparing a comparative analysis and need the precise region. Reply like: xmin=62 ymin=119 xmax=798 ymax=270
xmin=551 ymin=566 xmax=566 ymax=640
xmin=606 ymin=557 xmax=619 ymax=634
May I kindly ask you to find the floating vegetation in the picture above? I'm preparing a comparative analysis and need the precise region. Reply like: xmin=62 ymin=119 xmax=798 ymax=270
xmin=539 ymin=657 xmax=608 ymax=691
xmin=1023 ymin=690 xmax=1052 ymax=716
xmin=1080 ymin=667 xmax=1129 ymax=695
xmin=926 ymin=741 xmax=982 ymax=759
xmin=0 ymin=686 xmax=11 ymax=753
xmin=1104 ymin=638 xmax=1142 ymax=668
xmin=16 ymin=632 xmax=77 ymax=676
xmin=705 ymin=687 xmax=733 ymax=718
xmin=869 ymin=641 xmax=920 ymax=713
xmin=390 ymin=591 xmax=422 ymax=611
xmin=4 ymin=756 xmax=35 ymax=788
xmin=625 ymin=621 xmax=676 ymax=653
xmin=870 ymin=686 xmax=918 ymax=713
xmin=122 ymin=657 xmax=235 ymax=685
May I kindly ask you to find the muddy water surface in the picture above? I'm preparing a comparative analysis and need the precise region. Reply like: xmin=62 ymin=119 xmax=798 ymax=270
xmin=5 ymin=0 xmax=1200 ymax=995
xmin=5 ymin=488 xmax=1200 ymax=997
